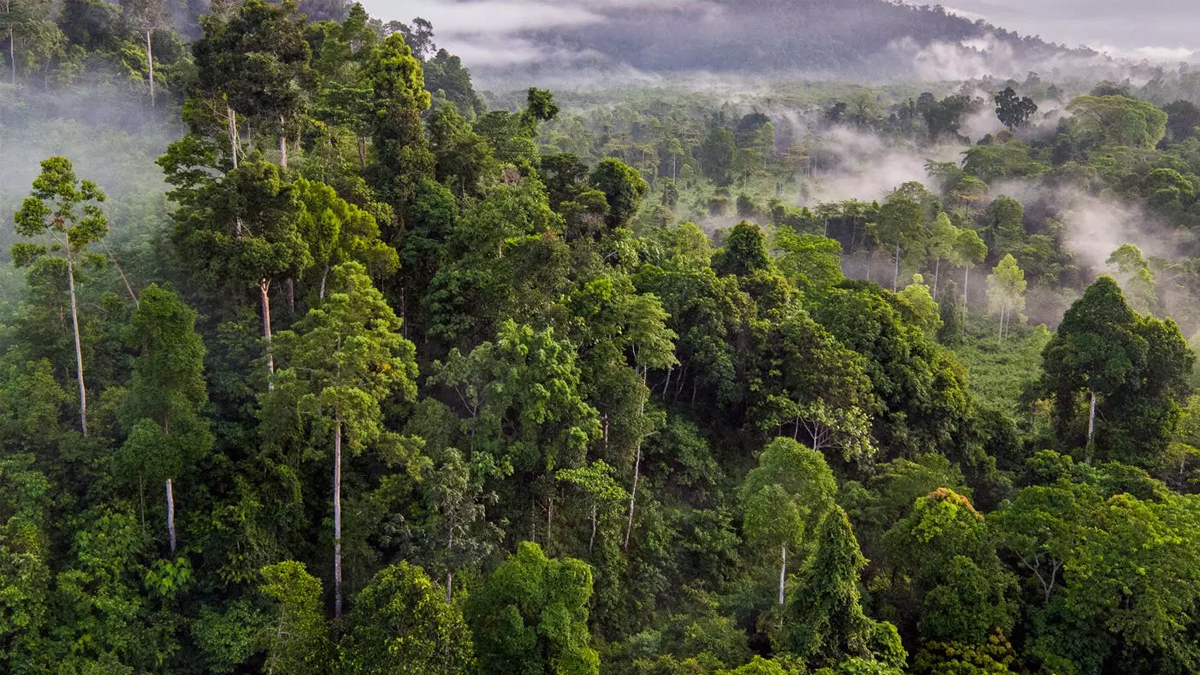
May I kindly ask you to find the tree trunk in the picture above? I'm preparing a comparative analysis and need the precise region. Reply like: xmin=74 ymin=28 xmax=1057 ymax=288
xmin=1087 ymin=390 xmax=1097 ymax=462
xmin=166 ymin=478 xmax=176 ymax=553
xmin=287 ymin=278 xmax=295 ymax=316
xmin=334 ymin=419 xmax=343 ymax=618
xmin=962 ymin=265 xmax=970 ymax=339
xmin=146 ymin=30 xmax=155 ymax=108
xmin=279 ymin=115 xmax=288 ymax=167
xmin=10 ymin=25 xmax=16 ymax=85
xmin=933 ymin=257 xmax=941 ymax=299
xmin=260 ymin=278 xmax=275 ymax=388
xmin=589 ymin=503 xmax=598 ymax=554
xmin=357 ymin=136 xmax=367 ymax=170
xmin=66 ymin=258 xmax=88 ymax=437
xmin=227 ymin=106 xmax=239 ymax=169
xmin=319 ymin=264 xmax=330 ymax=299
xmin=624 ymin=441 xmax=641 ymax=551
xmin=446 ymin=571 xmax=453 ymax=605
xmin=778 ymin=544 xmax=787 ymax=606
xmin=893 ymin=240 xmax=901 ymax=291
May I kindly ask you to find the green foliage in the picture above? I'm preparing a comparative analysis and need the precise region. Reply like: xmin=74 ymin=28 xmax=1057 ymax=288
xmin=340 ymin=562 xmax=473 ymax=675
xmin=882 ymin=489 xmax=1015 ymax=645
xmin=782 ymin=507 xmax=884 ymax=669
xmin=1042 ymin=276 xmax=1194 ymax=465
xmin=259 ymin=561 xmax=332 ymax=675
xmin=14 ymin=7 xmax=1200 ymax=675
xmin=994 ymin=87 xmax=1037 ymax=131
xmin=467 ymin=542 xmax=599 ymax=675
xmin=1067 ymin=95 xmax=1168 ymax=148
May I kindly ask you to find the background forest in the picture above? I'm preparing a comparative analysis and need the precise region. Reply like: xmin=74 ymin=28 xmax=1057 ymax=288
xmin=7 ymin=2 xmax=1200 ymax=675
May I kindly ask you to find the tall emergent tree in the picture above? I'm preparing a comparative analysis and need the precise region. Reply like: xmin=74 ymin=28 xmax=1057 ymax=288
xmin=361 ymin=31 xmax=434 ymax=215
xmin=738 ymin=438 xmax=836 ymax=608
xmin=1041 ymin=276 xmax=1193 ymax=465
xmin=952 ymin=227 xmax=987 ymax=334
xmin=193 ymin=0 xmax=312 ymax=167
xmin=164 ymin=158 xmax=311 ymax=383
xmin=12 ymin=156 xmax=109 ymax=437
xmin=986 ymin=254 xmax=1026 ymax=342
xmin=271 ymin=262 xmax=419 ymax=617
xmin=994 ymin=87 xmax=1038 ymax=131
xmin=120 ymin=0 xmax=167 ymax=106
xmin=120 ymin=284 xmax=212 ymax=554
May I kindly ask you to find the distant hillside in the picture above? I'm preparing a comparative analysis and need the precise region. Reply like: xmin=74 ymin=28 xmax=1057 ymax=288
xmin=479 ymin=0 xmax=1092 ymax=82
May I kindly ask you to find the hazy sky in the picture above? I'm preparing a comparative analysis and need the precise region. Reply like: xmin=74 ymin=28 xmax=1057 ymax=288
xmin=943 ymin=0 xmax=1200 ymax=56
xmin=357 ymin=0 xmax=1200 ymax=62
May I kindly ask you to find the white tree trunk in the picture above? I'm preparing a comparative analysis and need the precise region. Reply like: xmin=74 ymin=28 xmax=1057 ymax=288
xmin=166 ymin=478 xmax=176 ymax=553
xmin=893 ymin=240 xmax=901 ymax=291
xmin=66 ymin=258 xmax=88 ymax=436
xmin=933 ymin=257 xmax=941 ymax=298
xmin=1087 ymin=390 xmax=1097 ymax=461
xmin=962 ymin=265 xmax=970 ymax=339
xmin=227 ymin=106 xmax=239 ymax=169
xmin=624 ymin=441 xmax=641 ymax=551
xmin=260 ymin=278 xmax=274 ymax=389
xmin=279 ymin=115 xmax=288 ymax=167
xmin=334 ymin=419 xmax=343 ymax=618
xmin=778 ymin=544 xmax=787 ymax=606
xmin=9 ymin=25 xmax=15 ymax=85
xmin=589 ymin=503 xmax=597 ymax=554
xmin=146 ymin=30 xmax=155 ymax=108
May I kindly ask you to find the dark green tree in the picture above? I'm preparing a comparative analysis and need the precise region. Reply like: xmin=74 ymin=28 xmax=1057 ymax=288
xmin=119 ymin=284 xmax=212 ymax=554
xmin=466 ymin=542 xmax=599 ymax=675
xmin=269 ymin=262 xmax=419 ymax=616
xmin=783 ymin=507 xmax=879 ymax=669
xmin=340 ymin=562 xmax=474 ymax=675
xmin=1042 ymin=276 xmax=1192 ymax=464
xmin=589 ymin=158 xmax=648 ymax=231
xmin=994 ymin=87 xmax=1038 ymax=131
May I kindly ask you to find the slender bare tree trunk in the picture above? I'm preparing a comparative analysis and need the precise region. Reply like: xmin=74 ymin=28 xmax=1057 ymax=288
xmin=9 ymin=25 xmax=15 ymax=85
xmin=166 ymin=478 xmax=176 ymax=553
xmin=146 ymin=29 xmax=155 ymax=108
xmin=357 ymin=136 xmax=367 ymax=170
xmin=319 ymin=265 xmax=330 ymax=300
xmin=933 ymin=257 xmax=941 ymax=298
xmin=279 ymin=115 xmax=288 ymax=167
xmin=334 ymin=419 xmax=343 ymax=618
xmin=103 ymin=243 xmax=139 ymax=306
xmin=445 ymin=527 xmax=454 ymax=604
xmin=227 ymin=106 xmax=239 ymax=169
xmin=624 ymin=373 xmax=650 ymax=550
xmin=778 ymin=544 xmax=787 ymax=606
xmin=1087 ymin=390 xmax=1097 ymax=462
xmin=624 ymin=442 xmax=641 ymax=551
xmin=893 ymin=240 xmax=901 ymax=291
xmin=66 ymin=258 xmax=88 ymax=436
xmin=260 ymin=278 xmax=274 ymax=389
xmin=962 ymin=265 xmax=971 ymax=339
xmin=589 ymin=503 xmax=598 ymax=554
